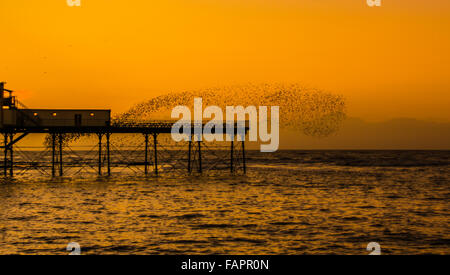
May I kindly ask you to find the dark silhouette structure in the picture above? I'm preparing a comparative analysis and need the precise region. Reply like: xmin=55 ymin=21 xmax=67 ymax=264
xmin=0 ymin=83 xmax=247 ymax=177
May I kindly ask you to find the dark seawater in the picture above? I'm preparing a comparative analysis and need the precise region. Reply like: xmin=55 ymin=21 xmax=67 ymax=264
xmin=0 ymin=150 xmax=449 ymax=255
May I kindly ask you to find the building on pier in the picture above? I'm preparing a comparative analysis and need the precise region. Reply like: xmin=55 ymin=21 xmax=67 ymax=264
xmin=0 ymin=83 xmax=111 ymax=128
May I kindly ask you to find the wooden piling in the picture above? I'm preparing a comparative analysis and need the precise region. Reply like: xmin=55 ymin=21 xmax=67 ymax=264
xmin=153 ymin=134 xmax=158 ymax=176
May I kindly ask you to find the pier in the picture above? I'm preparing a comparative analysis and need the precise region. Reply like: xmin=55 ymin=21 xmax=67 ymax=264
xmin=0 ymin=83 xmax=247 ymax=177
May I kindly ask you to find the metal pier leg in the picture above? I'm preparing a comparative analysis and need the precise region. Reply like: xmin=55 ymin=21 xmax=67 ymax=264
xmin=242 ymin=140 xmax=246 ymax=174
xmin=230 ymin=140 xmax=234 ymax=173
xmin=198 ymin=141 xmax=202 ymax=173
xmin=9 ymin=133 xmax=13 ymax=177
xmin=144 ymin=134 xmax=149 ymax=175
xmin=98 ymin=133 xmax=102 ymax=176
xmin=58 ymin=133 xmax=63 ymax=177
xmin=106 ymin=133 xmax=111 ymax=176
xmin=3 ymin=133 xmax=7 ymax=176
xmin=153 ymin=134 xmax=158 ymax=176
xmin=51 ymin=133 xmax=56 ymax=177
xmin=188 ymin=140 xmax=192 ymax=173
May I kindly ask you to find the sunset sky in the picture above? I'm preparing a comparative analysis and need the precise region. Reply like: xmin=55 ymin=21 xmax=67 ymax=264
xmin=1 ymin=0 xmax=449 ymax=122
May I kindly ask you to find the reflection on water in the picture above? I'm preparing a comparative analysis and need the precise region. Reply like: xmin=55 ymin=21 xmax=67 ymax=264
xmin=0 ymin=150 xmax=449 ymax=254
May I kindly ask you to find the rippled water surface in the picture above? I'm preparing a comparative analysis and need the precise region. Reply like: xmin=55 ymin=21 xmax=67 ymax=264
xmin=0 ymin=150 xmax=449 ymax=254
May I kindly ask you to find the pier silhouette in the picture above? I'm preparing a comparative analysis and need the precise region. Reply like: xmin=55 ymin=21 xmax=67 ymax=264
xmin=0 ymin=83 xmax=247 ymax=177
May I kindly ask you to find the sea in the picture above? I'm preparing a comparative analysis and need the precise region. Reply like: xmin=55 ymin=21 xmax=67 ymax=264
xmin=0 ymin=150 xmax=448 ymax=254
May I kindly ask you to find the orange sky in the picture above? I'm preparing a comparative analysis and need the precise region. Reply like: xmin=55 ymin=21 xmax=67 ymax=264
xmin=1 ymin=0 xmax=449 ymax=121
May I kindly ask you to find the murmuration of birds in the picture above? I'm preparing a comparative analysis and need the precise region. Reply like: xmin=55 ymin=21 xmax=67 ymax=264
xmin=116 ymin=83 xmax=346 ymax=137
xmin=45 ymin=83 xmax=346 ymax=147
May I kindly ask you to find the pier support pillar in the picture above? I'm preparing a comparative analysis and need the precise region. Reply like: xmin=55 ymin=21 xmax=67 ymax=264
xmin=106 ymin=133 xmax=111 ymax=176
xmin=51 ymin=133 xmax=56 ymax=177
xmin=198 ymin=141 xmax=202 ymax=173
xmin=144 ymin=133 xmax=149 ymax=175
xmin=153 ymin=134 xmax=158 ymax=176
xmin=229 ymin=137 xmax=247 ymax=174
xmin=230 ymin=140 xmax=234 ymax=173
xmin=187 ymin=138 xmax=203 ymax=174
xmin=58 ymin=133 xmax=63 ymax=176
xmin=188 ymin=140 xmax=192 ymax=173
xmin=9 ymin=133 xmax=13 ymax=177
xmin=3 ymin=133 xmax=7 ymax=176
xmin=242 ymin=140 xmax=246 ymax=174
xmin=2 ymin=133 xmax=15 ymax=177
xmin=98 ymin=133 xmax=103 ymax=176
